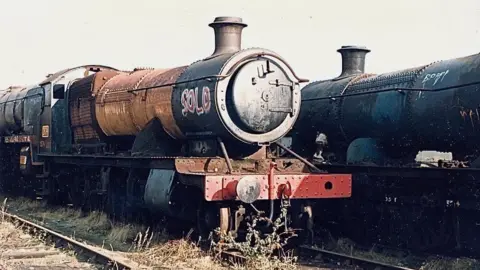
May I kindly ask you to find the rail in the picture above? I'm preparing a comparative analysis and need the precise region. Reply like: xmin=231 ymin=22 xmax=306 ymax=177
xmin=298 ymin=245 xmax=418 ymax=270
xmin=1 ymin=210 xmax=147 ymax=270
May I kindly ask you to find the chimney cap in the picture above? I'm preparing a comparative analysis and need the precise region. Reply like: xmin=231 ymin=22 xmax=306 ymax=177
xmin=209 ymin=16 xmax=247 ymax=28
xmin=337 ymin=45 xmax=370 ymax=53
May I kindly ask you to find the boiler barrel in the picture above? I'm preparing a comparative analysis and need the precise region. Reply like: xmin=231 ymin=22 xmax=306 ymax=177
xmin=298 ymin=53 xmax=480 ymax=156
xmin=409 ymin=54 xmax=480 ymax=153
xmin=94 ymin=67 xmax=187 ymax=139
xmin=0 ymin=86 xmax=31 ymax=135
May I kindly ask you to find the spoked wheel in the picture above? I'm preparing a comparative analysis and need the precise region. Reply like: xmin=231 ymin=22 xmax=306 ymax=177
xmin=197 ymin=202 xmax=231 ymax=242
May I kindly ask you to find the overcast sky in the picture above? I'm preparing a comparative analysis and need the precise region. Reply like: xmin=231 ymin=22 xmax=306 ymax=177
xmin=0 ymin=0 xmax=479 ymax=88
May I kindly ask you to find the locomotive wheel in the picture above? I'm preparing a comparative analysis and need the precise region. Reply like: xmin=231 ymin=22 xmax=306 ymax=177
xmin=197 ymin=202 xmax=231 ymax=241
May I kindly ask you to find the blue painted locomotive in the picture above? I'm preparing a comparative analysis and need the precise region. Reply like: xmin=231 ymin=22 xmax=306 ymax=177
xmin=290 ymin=46 xmax=480 ymax=255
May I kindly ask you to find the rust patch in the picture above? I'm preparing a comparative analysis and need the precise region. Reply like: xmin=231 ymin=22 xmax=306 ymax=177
xmin=245 ymin=146 xmax=267 ymax=159
xmin=175 ymin=158 xmax=309 ymax=174
xmin=140 ymin=66 xmax=188 ymax=139
xmin=94 ymin=67 xmax=187 ymax=137
xmin=69 ymin=70 xmax=122 ymax=143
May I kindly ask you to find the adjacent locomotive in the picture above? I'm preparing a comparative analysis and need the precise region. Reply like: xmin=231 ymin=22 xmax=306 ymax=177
xmin=290 ymin=46 xmax=480 ymax=254
xmin=0 ymin=17 xmax=352 ymax=246
xmin=294 ymin=46 xmax=480 ymax=165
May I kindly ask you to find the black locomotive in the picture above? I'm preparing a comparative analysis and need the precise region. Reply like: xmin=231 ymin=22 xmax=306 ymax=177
xmin=290 ymin=45 xmax=480 ymax=255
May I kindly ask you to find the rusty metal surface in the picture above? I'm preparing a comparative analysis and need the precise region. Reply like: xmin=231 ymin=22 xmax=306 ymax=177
xmin=69 ymin=71 xmax=121 ymax=143
xmin=175 ymin=157 xmax=309 ymax=175
xmin=204 ymin=173 xmax=352 ymax=201
xmin=95 ymin=66 xmax=187 ymax=137
xmin=140 ymin=66 xmax=188 ymax=138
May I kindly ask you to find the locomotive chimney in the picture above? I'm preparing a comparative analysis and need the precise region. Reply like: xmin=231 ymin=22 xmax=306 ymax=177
xmin=337 ymin=45 xmax=370 ymax=77
xmin=209 ymin=16 xmax=247 ymax=56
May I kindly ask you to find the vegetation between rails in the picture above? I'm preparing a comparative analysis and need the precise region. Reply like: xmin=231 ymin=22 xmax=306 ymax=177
xmin=0 ymin=196 xmax=299 ymax=269
xmin=2 ymin=195 xmax=479 ymax=270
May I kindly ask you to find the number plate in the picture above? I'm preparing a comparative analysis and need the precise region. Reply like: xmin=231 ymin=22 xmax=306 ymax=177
xmin=42 ymin=125 xmax=49 ymax=138
xmin=20 ymin=155 xmax=27 ymax=165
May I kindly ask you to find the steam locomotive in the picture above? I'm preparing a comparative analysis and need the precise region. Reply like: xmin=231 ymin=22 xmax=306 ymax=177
xmin=290 ymin=46 xmax=480 ymax=254
xmin=0 ymin=16 xmax=352 ymax=245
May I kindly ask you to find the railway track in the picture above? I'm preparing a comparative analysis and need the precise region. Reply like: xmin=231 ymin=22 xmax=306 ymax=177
xmin=0 ymin=203 xmax=422 ymax=270
xmin=0 ymin=210 xmax=148 ymax=270
xmin=298 ymin=245 xmax=418 ymax=270
xmin=214 ymin=245 xmax=419 ymax=269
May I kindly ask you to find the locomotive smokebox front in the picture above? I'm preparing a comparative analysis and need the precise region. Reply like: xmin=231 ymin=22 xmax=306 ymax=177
xmin=227 ymin=54 xmax=295 ymax=134
xmin=171 ymin=16 xmax=304 ymax=145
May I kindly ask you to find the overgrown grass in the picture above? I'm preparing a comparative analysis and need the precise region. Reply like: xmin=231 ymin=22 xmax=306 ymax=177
xmin=420 ymin=256 xmax=480 ymax=270
xmin=0 ymin=195 xmax=300 ymax=269
xmin=0 ymin=196 xmax=139 ymax=248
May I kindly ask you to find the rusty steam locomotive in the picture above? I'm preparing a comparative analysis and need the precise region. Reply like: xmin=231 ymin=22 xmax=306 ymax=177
xmin=0 ymin=17 xmax=351 ymax=245
xmin=290 ymin=46 xmax=480 ymax=254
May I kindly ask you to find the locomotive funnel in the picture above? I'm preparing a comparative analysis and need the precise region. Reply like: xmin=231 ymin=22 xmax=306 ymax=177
xmin=337 ymin=45 xmax=370 ymax=77
xmin=209 ymin=16 xmax=247 ymax=56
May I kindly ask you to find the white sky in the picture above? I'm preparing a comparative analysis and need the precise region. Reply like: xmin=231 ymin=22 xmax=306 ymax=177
xmin=0 ymin=0 xmax=479 ymax=89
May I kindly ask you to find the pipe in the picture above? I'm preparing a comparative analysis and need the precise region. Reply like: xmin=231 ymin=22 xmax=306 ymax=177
xmin=268 ymin=200 xmax=275 ymax=221
xmin=217 ymin=137 xmax=233 ymax=174
xmin=274 ymin=142 xmax=324 ymax=173
xmin=268 ymin=162 xmax=276 ymax=222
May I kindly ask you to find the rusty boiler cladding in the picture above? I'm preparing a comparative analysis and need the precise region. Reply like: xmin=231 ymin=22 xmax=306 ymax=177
xmin=295 ymin=46 xmax=480 ymax=163
xmin=68 ymin=16 xmax=305 ymax=151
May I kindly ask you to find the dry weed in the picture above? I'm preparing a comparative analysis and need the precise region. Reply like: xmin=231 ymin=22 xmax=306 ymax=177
xmin=420 ymin=256 xmax=480 ymax=270
xmin=1 ymin=196 xmax=298 ymax=269
xmin=77 ymin=211 xmax=111 ymax=231
xmin=128 ymin=238 xmax=226 ymax=270
xmin=232 ymin=254 xmax=298 ymax=270
xmin=48 ymin=207 xmax=82 ymax=220
xmin=8 ymin=197 xmax=46 ymax=212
